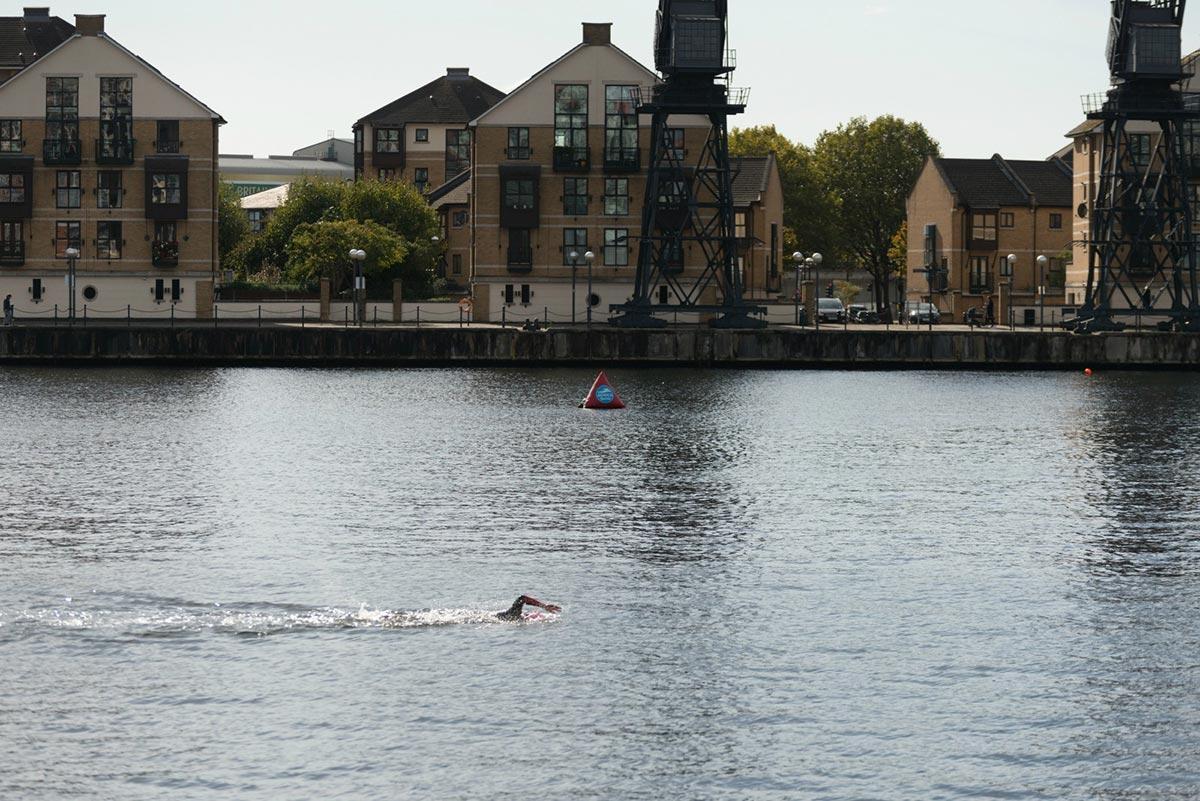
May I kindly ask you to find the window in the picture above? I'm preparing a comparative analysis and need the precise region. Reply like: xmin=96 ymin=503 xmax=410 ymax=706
xmin=969 ymin=256 xmax=991 ymax=293
xmin=0 ymin=121 xmax=21 ymax=153
xmin=354 ymin=127 xmax=364 ymax=155
xmin=0 ymin=222 xmax=21 ymax=263
xmin=378 ymin=168 xmax=396 ymax=182
xmin=98 ymin=76 xmax=132 ymax=147
xmin=452 ymin=210 xmax=468 ymax=227
xmin=414 ymin=168 xmax=429 ymax=192
xmin=376 ymin=128 xmax=401 ymax=153
xmin=503 ymin=178 xmax=535 ymax=211
xmin=735 ymin=212 xmax=747 ymax=239
xmin=54 ymin=221 xmax=81 ymax=258
xmin=508 ymin=228 xmax=533 ymax=265
xmin=1129 ymin=134 xmax=1152 ymax=169
xmin=1000 ymin=212 xmax=1015 ymax=228
xmin=155 ymin=221 xmax=177 ymax=243
xmin=971 ymin=212 xmax=997 ymax=242
xmin=452 ymin=254 xmax=463 ymax=276
xmin=248 ymin=209 xmax=265 ymax=233
xmin=97 ymin=221 xmax=122 ymax=260
xmin=604 ymin=178 xmax=629 ymax=215
xmin=56 ymin=170 xmax=81 ymax=208
xmin=153 ymin=221 xmax=179 ymax=266
xmin=415 ymin=128 xmax=429 ymax=143
xmin=605 ymin=85 xmax=638 ymax=166
xmin=97 ymin=171 xmax=123 ymax=208
xmin=563 ymin=228 xmax=588 ymax=264
xmin=46 ymin=77 xmax=79 ymax=141
xmin=151 ymin=173 xmax=182 ymax=205
xmin=564 ymin=178 xmax=588 ymax=216
xmin=554 ymin=85 xmax=588 ymax=155
xmin=156 ymin=120 xmax=180 ymax=153
xmin=1000 ymin=254 xmax=1013 ymax=278
xmin=446 ymin=129 xmax=470 ymax=179
xmin=1049 ymin=213 xmax=1063 ymax=230
xmin=1047 ymin=258 xmax=1067 ymax=289
xmin=507 ymin=127 xmax=530 ymax=159
xmin=0 ymin=173 xmax=25 ymax=204
xmin=663 ymin=128 xmax=685 ymax=161
xmin=604 ymin=228 xmax=629 ymax=266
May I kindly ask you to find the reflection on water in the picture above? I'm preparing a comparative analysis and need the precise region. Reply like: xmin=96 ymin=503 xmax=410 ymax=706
xmin=2 ymin=366 xmax=1200 ymax=800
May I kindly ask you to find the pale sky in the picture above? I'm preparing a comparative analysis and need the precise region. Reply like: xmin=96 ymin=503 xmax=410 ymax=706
xmin=71 ymin=0 xmax=1195 ymax=160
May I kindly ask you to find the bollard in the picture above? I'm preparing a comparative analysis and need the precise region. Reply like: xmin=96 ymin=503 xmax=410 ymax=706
xmin=300 ymin=307 xmax=305 ymax=329
xmin=374 ymin=307 xmax=378 ymax=328
xmin=459 ymin=307 xmax=464 ymax=329
xmin=171 ymin=304 xmax=175 ymax=328
xmin=502 ymin=306 xmax=506 ymax=328
xmin=83 ymin=305 xmax=87 ymax=327
xmin=544 ymin=306 xmax=549 ymax=326
xmin=417 ymin=306 xmax=421 ymax=328
xmin=345 ymin=307 xmax=349 ymax=328
xmin=214 ymin=305 xmax=219 ymax=329
xmin=54 ymin=304 xmax=58 ymax=327
xmin=258 ymin=305 xmax=262 ymax=328
xmin=127 ymin=304 xmax=131 ymax=328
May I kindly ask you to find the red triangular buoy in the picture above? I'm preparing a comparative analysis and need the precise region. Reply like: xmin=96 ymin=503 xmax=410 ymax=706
xmin=581 ymin=371 xmax=626 ymax=410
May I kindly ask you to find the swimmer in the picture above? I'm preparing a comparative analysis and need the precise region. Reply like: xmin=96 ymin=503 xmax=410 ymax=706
xmin=497 ymin=595 xmax=562 ymax=622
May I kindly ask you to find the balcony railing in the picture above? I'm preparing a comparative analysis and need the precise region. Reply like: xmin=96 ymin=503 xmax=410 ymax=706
xmin=154 ymin=139 xmax=182 ymax=154
xmin=553 ymin=146 xmax=590 ymax=173
xmin=604 ymin=147 xmax=640 ymax=172
xmin=43 ymin=138 xmax=82 ymax=165
xmin=506 ymin=146 xmax=531 ymax=160
xmin=507 ymin=246 xmax=533 ymax=272
xmin=96 ymin=138 xmax=135 ymax=165
xmin=152 ymin=240 xmax=179 ymax=268
xmin=0 ymin=240 xmax=24 ymax=266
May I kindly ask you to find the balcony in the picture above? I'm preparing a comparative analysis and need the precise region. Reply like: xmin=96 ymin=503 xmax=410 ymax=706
xmin=0 ymin=240 xmax=24 ymax=266
xmin=43 ymin=138 xmax=82 ymax=165
xmin=506 ymin=246 xmax=533 ymax=273
xmin=154 ymin=139 xmax=182 ymax=154
xmin=553 ymin=146 xmax=590 ymax=173
xmin=152 ymin=240 xmax=179 ymax=268
xmin=604 ymin=147 xmax=640 ymax=173
xmin=96 ymin=138 xmax=135 ymax=165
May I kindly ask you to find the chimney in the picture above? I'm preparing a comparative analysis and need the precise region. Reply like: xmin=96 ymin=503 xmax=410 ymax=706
xmin=582 ymin=22 xmax=612 ymax=46
xmin=75 ymin=14 xmax=105 ymax=36
xmin=23 ymin=8 xmax=51 ymax=22
xmin=446 ymin=67 xmax=470 ymax=80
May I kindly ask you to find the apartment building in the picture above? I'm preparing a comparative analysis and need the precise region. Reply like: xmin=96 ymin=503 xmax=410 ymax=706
xmin=0 ymin=13 xmax=223 ymax=317
xmin=906 ymin=154 xmax=1072 ymax=324
xmin=428 ymin=171 xmax=471 ymax=293
xmin=731 ymin=154 xmax=785 ymax=300
xmin=469 ymin=22 xmax=737 ymax=322
xmin=353 ymin=68 xmax=505 ymax=193
xmin=0 ymin=7 xmax=75 ymax=85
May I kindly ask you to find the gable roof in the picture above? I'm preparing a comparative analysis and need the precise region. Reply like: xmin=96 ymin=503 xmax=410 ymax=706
xmin=0 ymin=29 xmax=224 ymax=122
xmin=427 ymin=169 xmax=471 ymax=208
xmin=0 ymin=11 xmax=75 ymax=77
xmin=472 ymin=39 xmax=658 ymax=125
xmin=933 ymin=154 xmax=1071 ymax=209
xmin=731 ymin=154 xmax=776 ymax=207
xmin=357 ymin=70 xmax=505 ymax=127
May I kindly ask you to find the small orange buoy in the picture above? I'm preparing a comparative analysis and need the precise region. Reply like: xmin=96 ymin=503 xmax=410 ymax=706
xmin=1084 ymin=368 xmax=1094 ymax=377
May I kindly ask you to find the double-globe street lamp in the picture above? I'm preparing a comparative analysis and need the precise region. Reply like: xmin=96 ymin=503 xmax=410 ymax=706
xmin=349 ymin=248 xmax=367 ymax=325
xmin=1036 ymin=254 xmax=1048 ymax=332
xmin=792 ymin=251 xmax=823 ymax=329
xmin=568 ymin=250 xmax=597 ymax=327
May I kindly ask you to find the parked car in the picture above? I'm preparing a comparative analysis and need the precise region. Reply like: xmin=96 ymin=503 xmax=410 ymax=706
xmin=904 ymin=302 xmax=941 ymax=325
xmin=817 ymin=298 xmax=847 ymax=323
xmin=848 ymin=304 xmax=881 ymax=324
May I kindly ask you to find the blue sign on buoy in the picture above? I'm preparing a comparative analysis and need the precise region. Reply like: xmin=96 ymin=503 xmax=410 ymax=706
xmin=595 ymin=385 xmax=615 ymax=405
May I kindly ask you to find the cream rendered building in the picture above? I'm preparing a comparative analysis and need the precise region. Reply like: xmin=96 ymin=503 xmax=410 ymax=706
xmin=469 ymin=23 xmax=714 ymax=322
xmin=0 ymin=14 xmax=222 ymax=318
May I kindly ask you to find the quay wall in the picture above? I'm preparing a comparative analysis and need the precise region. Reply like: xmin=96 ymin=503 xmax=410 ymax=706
xmin=3 ymin=327 xmax=1200 ymax=369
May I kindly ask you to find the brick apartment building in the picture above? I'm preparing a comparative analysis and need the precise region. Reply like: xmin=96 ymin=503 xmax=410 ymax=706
xmin=467 ymin=22 xmax=783 ymax=322
xmin=906 ymin=154 xmax=1072 ymax=325
xmin=353 ymin=69 xmax=505 ymax=193
xmin=0 ymin=11 xmax=223 ymax=318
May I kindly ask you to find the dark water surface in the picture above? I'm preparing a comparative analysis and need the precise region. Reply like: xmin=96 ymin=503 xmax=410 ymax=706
xmin=2 ymin=367 xmax=1200 ymax=800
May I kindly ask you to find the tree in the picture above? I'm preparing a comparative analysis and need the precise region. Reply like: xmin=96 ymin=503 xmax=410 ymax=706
xmin=285 ymin=220 xmax=410 ymax=294
xmin=834 ymin=281 xmax=862 ymax=311
xmin=729 ymin=125 xmax=836 ymax=260
xmin=218 ymin=182 xmax=250 ymax=264
xmin=814 ymin=116 xmax=940 ymax=316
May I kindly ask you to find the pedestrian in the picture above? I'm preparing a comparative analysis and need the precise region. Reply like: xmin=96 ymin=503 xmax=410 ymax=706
xmin=2 ymin=294 xmax=12 ymax=326
xmin=985 ymin=295 xmax=996 ymax=327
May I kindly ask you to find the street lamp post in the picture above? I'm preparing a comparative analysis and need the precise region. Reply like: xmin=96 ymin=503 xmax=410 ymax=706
xmin=585 ymin=250 xmax=595 ymax=329
xmin=792 ymin=251 xmax=804 ymax=326
xmin=65 ymin=247 xmax=80 ymax=323
xmin=1037 ymin=254 xmax=1048 ymax=332
xmin=349 ymin=248 xmax=366 ymax=325
xmin=808 ymin=253 xmax=824 ymax=331
xmin=1006 ymin=253 xmax=1017 ymax=329
xmin=569 ymin=250 xmax=579 ymax=324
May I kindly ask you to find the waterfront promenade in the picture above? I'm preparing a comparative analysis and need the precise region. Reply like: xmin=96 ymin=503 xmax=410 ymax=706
xmin=3 ymin=321 xmax=1200 ymax=369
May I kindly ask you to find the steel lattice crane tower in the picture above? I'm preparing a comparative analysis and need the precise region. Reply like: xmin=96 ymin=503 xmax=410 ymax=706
xmin=1073 ymin=0 xmax=1200 ymax=332
xmin=609 ymin=0 xmax=763 ymax=329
